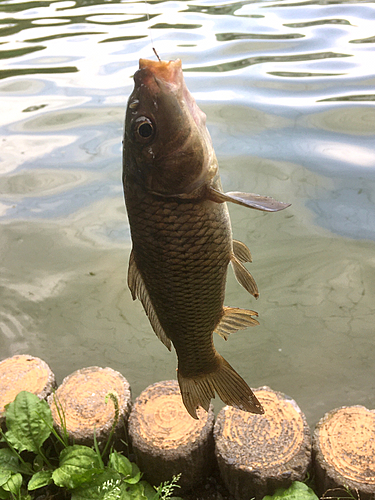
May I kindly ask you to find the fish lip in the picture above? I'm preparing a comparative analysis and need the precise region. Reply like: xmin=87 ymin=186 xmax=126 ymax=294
xmin=138 ymin=58 xmax=182 ymax=86
xmin=134 ymin=60 xmax=182 ymax=99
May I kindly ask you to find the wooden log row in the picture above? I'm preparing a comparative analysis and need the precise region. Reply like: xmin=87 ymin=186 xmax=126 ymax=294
xmin=214 ymin=386 xmax=312 ymax=500
xmin=47 ymin=366 xmax=132 ymax=451
xmin=0 ymin=354 xmax=56 ymax=427
xmin=313 ymin=405 xmax=375 ymax=500
xmin=1 ymin=354 xmax=374 ymax=499
xmin=128 ymin=379 xmax=215 ymax=493
xmin=0 ymin=355 xmax=132 ymax=451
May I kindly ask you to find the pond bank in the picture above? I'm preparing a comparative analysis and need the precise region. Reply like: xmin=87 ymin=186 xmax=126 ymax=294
xmin=0 ymin=355 xmax=374 ymax=500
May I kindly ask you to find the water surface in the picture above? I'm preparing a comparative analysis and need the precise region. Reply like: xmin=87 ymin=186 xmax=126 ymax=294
xmin=1 ymin=0 xmax=375 ymax=425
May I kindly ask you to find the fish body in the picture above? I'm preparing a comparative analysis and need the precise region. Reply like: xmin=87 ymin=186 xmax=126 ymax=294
xmin=123 ymin=59 xmax=289 ymax=418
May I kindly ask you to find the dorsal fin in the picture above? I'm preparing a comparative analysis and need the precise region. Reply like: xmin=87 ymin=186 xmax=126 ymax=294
xmin=233 ymin=239 xmax=252 ymax=263
xmin=128 ymin=251 xmax=171 ymax=351
xmin=230 ymin=254 xmax=259 ymax=298
xmin=215 ymin=306 xmax=259 ymax=340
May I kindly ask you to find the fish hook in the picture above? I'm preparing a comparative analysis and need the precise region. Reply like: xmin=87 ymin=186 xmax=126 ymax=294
xmin=153 ymin=47 xmax=161 ymax=62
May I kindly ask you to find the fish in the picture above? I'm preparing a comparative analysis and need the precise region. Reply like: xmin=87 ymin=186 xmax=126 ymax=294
xmin=122 ymin=58 xmax=290 ymax=419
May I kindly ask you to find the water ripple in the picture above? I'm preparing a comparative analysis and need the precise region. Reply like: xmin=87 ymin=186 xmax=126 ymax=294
xmin=216 ymin=31 xmax=304 ymax=40
xmin=350 ymin=35 xmax=375 ymax=43
xmin=0 ymin=66 xmax=78 ymax=79
xmin=0 ymin=45 xmax=44 ymax=59
xmin=1 ymin=0 xmax=375 ymax=423
xmin=318 ymin=93 xmax=375 ymax=101
xmin=186 ymin=51 xmax=352 ymax=72
xmin=284 ymin=18 xmax=353 ymax=27
xmin=181 ymin=2 xmax=259 ymax=17
xmin=24 ymin=31 xmax=106 ymax=43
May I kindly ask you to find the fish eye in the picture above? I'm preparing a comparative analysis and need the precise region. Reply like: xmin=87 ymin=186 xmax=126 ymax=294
xmin=134 ymin=116 xmax=155 ymax=142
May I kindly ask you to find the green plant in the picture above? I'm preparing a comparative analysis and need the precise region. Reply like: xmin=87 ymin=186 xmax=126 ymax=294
xmin=154 ymin=474 xmax=181 ymax=500
xmin=321 ymin=486 xmax=359 ymax=500
xmin=262 ymin=481 xmax=319 ymax=500
xmin=0 ymin=391 xmax=181 ymax=500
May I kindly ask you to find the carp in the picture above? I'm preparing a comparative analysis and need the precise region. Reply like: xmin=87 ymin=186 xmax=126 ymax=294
xmin=122 ymin=58 xmax=289 ymax=418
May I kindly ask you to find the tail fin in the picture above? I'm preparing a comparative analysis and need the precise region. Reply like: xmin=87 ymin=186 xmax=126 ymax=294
xmin=177 ymin=355 xmax=264 ymax=419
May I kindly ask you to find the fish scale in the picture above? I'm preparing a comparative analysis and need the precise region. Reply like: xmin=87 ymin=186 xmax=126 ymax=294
xmin=127 ymin=189 xmax=230 ymax=348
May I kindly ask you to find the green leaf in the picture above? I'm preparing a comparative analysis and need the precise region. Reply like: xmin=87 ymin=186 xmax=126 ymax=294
xmin=52 ymin=445 xmax=102 ymax=489
xmin=28 ymin=470 xmax=53 ymax=491
xmin=125 ymin=472 xmax=142 ymax=485
xmin=262 ymin=482 xmax=319 ymax=500
xmin=0 ymin=449 xmax=20 ymax=474
xmin=2 ymin=473 xmax=22 ymax=495
xmin=126 ymin=482 xmax=151 ymax=500
xmin=139 ymin=480 xmax=157 ymax=500
xmin=0 ymin=487 xmax=9 ymax=499
xmin=129 ymin=463 xmax=142 ymax=483
xmin=0 ymin=471 xmax=11 ymax=489
xmin=32 ymin=454 xmax=44 ymax=472
xmin=0 ymin=449 xmax=30 ymax=476
xmin=108 ymin=452 xmax=142 ymax=484
xmin=108 ymin=452 xmax=132 ymax=477
xmin=5 ymin=392 xmax=52 ymax=454
xmin=71 ymin=470 xmax=125 ymax=500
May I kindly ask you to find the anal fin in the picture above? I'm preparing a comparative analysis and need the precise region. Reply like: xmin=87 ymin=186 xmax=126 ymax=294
xmin=128 ymin=250 xmax=171 ymax=351
xmin=230 ymin=254 xmax=259 ymax=298
xmin=215 ymin=306 xmax=259 ymax=341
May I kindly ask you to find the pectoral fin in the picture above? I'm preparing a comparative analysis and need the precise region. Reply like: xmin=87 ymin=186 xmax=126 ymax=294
xmin=208 ymin=187 xmax=290 ymax=212
xmin=231 ymin=254 xmax=259 ymax=298
xmin=128 ymin=251 xmax=171 ymax=351
xmin=215 ymin=306 xmax=259 ymax=340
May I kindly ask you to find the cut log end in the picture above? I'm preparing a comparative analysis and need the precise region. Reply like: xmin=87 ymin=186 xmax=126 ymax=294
xmin=313 ymin=405 xmax=375 ymax=500
xmin=48 ymin=366 xmax=131 ymax=449
xmin=0 ymin=354 xmax=56 ymax=424
xmin=128 ymin=380 xmax=215 ymax=492
xmin=214 ymin=386 xmax=311 ymax=500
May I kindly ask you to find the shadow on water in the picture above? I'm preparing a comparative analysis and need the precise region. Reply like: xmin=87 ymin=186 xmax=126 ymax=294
xmin=0 ymin=0 xmax=375 ymax=425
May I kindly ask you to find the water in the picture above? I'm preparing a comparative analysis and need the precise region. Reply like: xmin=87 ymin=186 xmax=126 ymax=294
xmin=1 ymin=0 xmax=375 ymax=426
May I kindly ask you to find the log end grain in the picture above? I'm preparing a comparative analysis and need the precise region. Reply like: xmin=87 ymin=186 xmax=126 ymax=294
xmin=0 ymin=354 xmax=56 ymax=424
xmin=48 ymin=366 xmax=131 ymax=449
xmin=128 ymin=379 xmax=215 ymax=492
xmin=313 ymin=405 xmax=375 ymax=500
xmin=214 ymin=386 xmax=311 ymax=500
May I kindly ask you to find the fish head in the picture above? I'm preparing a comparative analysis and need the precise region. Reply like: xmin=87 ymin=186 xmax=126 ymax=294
xmin=123 ymin=58 xmax=218 ymax=196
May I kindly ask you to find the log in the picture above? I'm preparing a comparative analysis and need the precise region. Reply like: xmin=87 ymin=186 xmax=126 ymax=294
xmin=313 ymin=405 xmax=375 ymax=499
xmin=0 ymin=354 xmax=56 ymax=425
xmin=214 ymin=386 xmax=311 ymax=500
xmin=128 ymin=379 xmax=215 ymax=492
xmin=48 ymin=366 xmax=131 ymax=450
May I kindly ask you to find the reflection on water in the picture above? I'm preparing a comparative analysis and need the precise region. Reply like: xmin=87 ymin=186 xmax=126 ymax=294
xmin=0 ymin=0 xmax=375 ymax=424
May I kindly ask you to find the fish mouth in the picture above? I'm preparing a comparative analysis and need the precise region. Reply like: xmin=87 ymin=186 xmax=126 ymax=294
xmin=138 ymin=58 xmax=182 ymax=88
xmin=134 ymin=59 xmax=183 ymax=98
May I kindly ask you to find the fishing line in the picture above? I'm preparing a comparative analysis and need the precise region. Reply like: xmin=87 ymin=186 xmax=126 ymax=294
xmin=144 ymin=0 xmax=161 ymax=61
